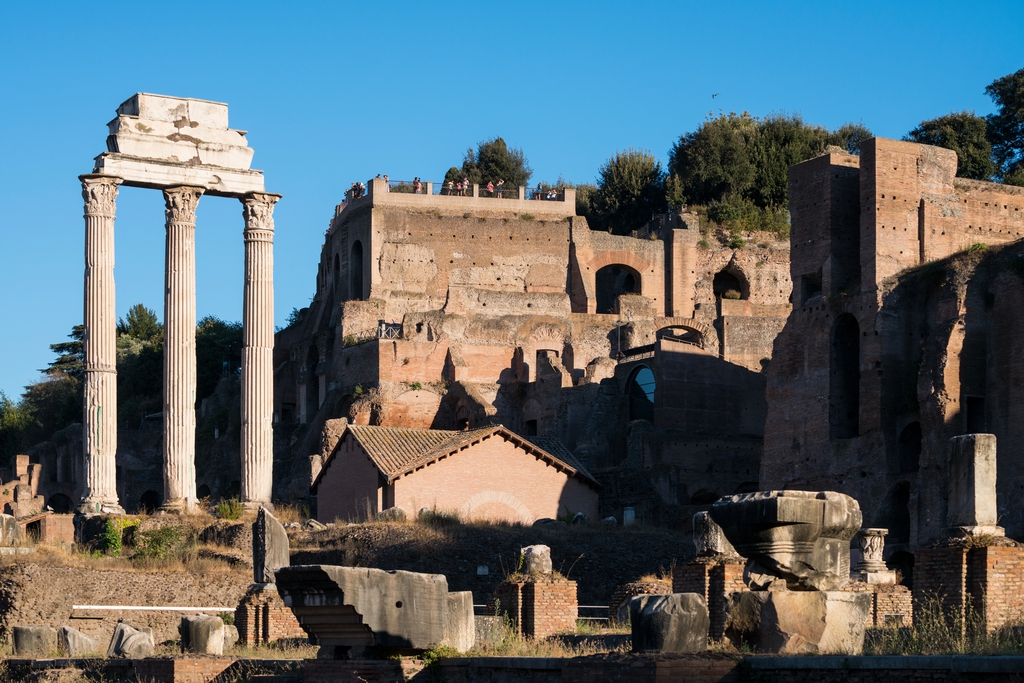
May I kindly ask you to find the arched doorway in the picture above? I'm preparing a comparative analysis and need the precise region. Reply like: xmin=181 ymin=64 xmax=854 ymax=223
xmin=595 ymin=265 xmax=641 ymax=314
xmin=627 ymin=365 xmax=655 ymax=422
xmin=350 ymin=241 xmax=364 ymax=300
xmin=830 ymin=314 xmax=860 ymax=439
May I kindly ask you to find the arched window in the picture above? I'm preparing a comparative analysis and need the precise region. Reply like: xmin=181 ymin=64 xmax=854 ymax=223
xmin=47 ymin=494 xmax=73 ymax=514
xmin=595 ymin=265 xmax=641 ymax=314
xmin=897 ymin=422 xmax=921 ymax=474
xmin=350 ymin=241 xmax=364 ymax=300
xmin=713 ymin=269 xmax=747 ymax=300
xmin=830 ymin=314 xmax=860 ymax=439
xmin=627 ymin=365 xmax=655 ymax=422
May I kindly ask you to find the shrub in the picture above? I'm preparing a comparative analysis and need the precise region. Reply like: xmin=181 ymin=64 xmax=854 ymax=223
xmin=969 ymin=242 xmax=988 ymax=254
xmin=217 ymin=498 xmax=243 ymax=520
xmin=410 ymin=382 xmax=422 ymax=390
xmin=100 ymin=519 xmax=122 ymax=556
xmin=463 ymin=212 xmax=473 ymax=219
xmin=134 ymin=526 xmax=190 ymax=561
xmin=219 ymin=612 xmax=235 ymax=626
xmin=520 ymin=213 xmax=535 ymax=221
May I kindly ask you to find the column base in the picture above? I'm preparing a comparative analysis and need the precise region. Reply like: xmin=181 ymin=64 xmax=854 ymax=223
xmin=240 ymin=500 xmax=274 ymax=513
xmin=77 ymin=499 xmax=125 ymax=515
xmin=159 ymin=498 xmax=196 ymax=514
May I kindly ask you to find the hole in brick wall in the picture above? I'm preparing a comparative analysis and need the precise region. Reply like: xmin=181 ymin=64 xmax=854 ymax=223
xmin=396 ymin=601 xmax=403 ymax=608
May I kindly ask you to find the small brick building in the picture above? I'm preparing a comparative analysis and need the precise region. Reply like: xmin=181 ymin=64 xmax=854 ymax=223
xmin=313 ymin=425 xmax=599 ymax=524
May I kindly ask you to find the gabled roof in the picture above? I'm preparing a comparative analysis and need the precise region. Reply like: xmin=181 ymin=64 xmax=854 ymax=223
xmin=312 ymin=424 xmax=599 ymax=493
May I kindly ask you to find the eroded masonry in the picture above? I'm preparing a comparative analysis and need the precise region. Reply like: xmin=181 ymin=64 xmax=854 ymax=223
xmin=275 ymin=177 xmax=791 ymax=522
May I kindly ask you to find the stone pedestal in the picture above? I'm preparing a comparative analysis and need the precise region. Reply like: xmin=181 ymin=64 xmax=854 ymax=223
xmin=946 ymin=434 xmax=1004 ymax=537
xmin=240 ymin=193 xmax=280 ymax=507
xmin=161 ymin=186 xmax=204 ymax=511
xmin=79 ymin=175 xmax=125 ymax=514
xmin=854 ymin=528 xmax=897 ymax=585
xmin=234 ymin=583 xmax=305 ymax=646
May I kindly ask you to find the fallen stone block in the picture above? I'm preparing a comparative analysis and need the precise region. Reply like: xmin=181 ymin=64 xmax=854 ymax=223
xmin=276 ymin=564 xmax=448 ymax=658
xmin=58 ymin=626 xmax=98 ymax=656
xmin=521 ymin=545 xmax=552 ymax=576
xmin=179 ymin=614 xmax=226 ymax=655
xmin=106 ymin=622 xmax=155 ymax=659
xmin=442 ymin=591 xmax=475 ymax=653
xmin=0 ymin=514 xmax=21 ymax=546
xmin=629 ymin=594 xmax=708 ymax=653
xmin=724 ymin=590 xmax=871 ymax=654
xmin=223 ymin=624 xmax=239 ymax=650
xmin=13 ymin=626 xmax=58 ymax=657
xmin=254 ymin=507 xmax=290 ymax=584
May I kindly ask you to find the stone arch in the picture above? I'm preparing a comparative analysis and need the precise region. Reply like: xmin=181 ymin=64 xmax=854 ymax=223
xmin=350 ymin=240 xmax=364 ymax=300
xmin=713 ymin=267 xmax=748 ymax=300
xmin=388 ymin=390 xmax=442 ymax=429
xmin=47 ymin=493 xmax=73 ymax=514
xmin=830 ymin=313 xmax=860 ymax=439
xmin=656 ymin=324 xmax=706 ymax=349
xmin=460 ymin=490 xmax=533 ymax=523
xmin=595 ymin=264 xmax=641 ymax=314
xmin=627 ymin=365 xmax=655 ymax=423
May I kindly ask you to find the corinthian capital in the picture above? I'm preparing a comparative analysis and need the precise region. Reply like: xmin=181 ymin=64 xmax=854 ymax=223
xmin=242 ymin=193 xmax=281 ymax=232
xmin=163 ymin=186 xmax=204 ymax=224
xmin=81 ymin=175 xmax=122 ymax=216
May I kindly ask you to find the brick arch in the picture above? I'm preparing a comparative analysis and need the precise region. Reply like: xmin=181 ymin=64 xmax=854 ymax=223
xmin=584 ymin=251 xmax=658 ymax=314
xmin=460 ymin=490 xmax=534 ymax=523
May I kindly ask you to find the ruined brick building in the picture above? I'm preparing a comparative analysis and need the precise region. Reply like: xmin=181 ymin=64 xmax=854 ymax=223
xmin=274 ymin=178 xmax=791 ymax=522
xmin=763 ymin=138 xmax=1024 ymax=569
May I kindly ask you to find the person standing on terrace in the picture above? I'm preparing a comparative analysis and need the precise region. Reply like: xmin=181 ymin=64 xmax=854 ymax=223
xmin=414 ymin=178 xmax=422 ymax=194
xmin=495 ymin=179 xmax=504 ymax=198
xmin=486 ymin=180 xmax=494 ymax=197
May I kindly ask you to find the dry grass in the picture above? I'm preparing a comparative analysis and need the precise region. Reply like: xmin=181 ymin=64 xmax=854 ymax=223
xmin=227 ymin=640 xmax=319 ymax=659
xmin=272 ymin=503 xmax=310 ymax=524
xmin=0 ymin=544 xmax=246 ymax=576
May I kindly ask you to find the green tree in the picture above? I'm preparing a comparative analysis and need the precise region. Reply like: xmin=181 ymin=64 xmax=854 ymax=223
xmin=45 ymin=325 xmax=84 ymax=379
xmin=827 ymin=122 xmax=873 ymax=155
xmin=195 ymin=316 xmax=243 ymax=404
xmin=986 ymin=67 xmax=1024 ymax=185
xmin=748 ymin=113 xmax=831 ymax=208
xmin=590 ymin=149 xmax=667 ymax=235
xmin=117 ymin=303 xmax=162 ymax=340
xmin=667 ymin=112 xmax=758 ymax=208
xmin=905 ymin=112 xmax=996 ymax=181
xmin=455 ymin=137 xmax=532 ymax=189
xmin=0 ymin=392 xmax=32 ymax=464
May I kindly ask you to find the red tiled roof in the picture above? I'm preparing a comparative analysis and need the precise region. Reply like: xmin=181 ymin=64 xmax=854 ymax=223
xmin=312 ymin=424 xmax=599 ymax=492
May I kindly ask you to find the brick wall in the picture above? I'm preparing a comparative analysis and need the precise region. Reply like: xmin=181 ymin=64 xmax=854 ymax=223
xmin=303 ymin=659 xmax=420 ymax=683
xmin=132 ymin=658 xmax=234 ymax=683
xmin=969 ymin=546 xmax=1024 ymax=632
xmin=235 ymin=583 xmax=306 ymax=646
xmin=494 ymin=579 xmax=578 ymax=639
xmin=913 ymin=547 xmax=969 ymax=625
xmin=844 ymin=582 xmax=913 ymax=627
xmin=673 ymin=559 xmax=746 ymax=640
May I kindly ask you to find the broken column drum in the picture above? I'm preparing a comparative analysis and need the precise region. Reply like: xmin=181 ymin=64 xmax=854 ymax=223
xmin=78 ymin=93 xmax=279 ymax=511
xmin=710 ymin=490 xmax=862 ymax=591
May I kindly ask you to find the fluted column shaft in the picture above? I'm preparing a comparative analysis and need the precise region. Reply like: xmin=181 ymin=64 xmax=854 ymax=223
xmin=80 ymin=175 xmax=125 ymax=513
xmin=162 ymin=186 xmax=204 ymax=510
xmin=240 ymin=193 xmax=280 ymax=506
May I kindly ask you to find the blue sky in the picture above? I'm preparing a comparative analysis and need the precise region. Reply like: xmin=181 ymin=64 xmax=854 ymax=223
xmin=1 ymin=0 xmax=1022 ymax=398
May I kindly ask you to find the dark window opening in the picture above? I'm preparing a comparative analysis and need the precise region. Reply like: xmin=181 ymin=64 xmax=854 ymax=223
xmin=595 ymin=265 xmax=640 ymax=314
xmin=350 ymin=240 xmax=364 ymax=300
xmin=801 ymin=272 xmax=823 ymax=303
xmin=965 ymin=396 xmax=986 ymax=433
xmin=690 ymin=489 xmax=720 ymax=505
xmin=876 ymin=482 xmax=911 ymax=544
xmin=196 ymin=484 xmax=212 ymax=501
xmin=305 ymin=345 xmax=320 ymax=423
xmin=830 ymin=314 xmax=860 ymax=439
xmin=896 ymin=422 xmax=921 ymax=474
xmin=524 ymin=419 xmax=538 ymax=436
xmin=139 ymin=490 xmax=162 ymax=513
xmin=628 ymin=366 xmax=655 ymax=423
xmin=333 ymin=254 xmax=341 ymax=294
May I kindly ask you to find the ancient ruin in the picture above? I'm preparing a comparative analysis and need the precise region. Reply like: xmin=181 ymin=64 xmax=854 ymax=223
xmin=79 ymin=94 xmax=280 ymax=512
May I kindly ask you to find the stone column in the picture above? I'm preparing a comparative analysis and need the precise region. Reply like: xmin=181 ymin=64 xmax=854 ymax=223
xmin=162 ymin=186 xmax=204 ymax=511
xmin=240 ymin=193 xmax=280 ymax=507
xmin=79 ymin=175 xmax=125 ymax=514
